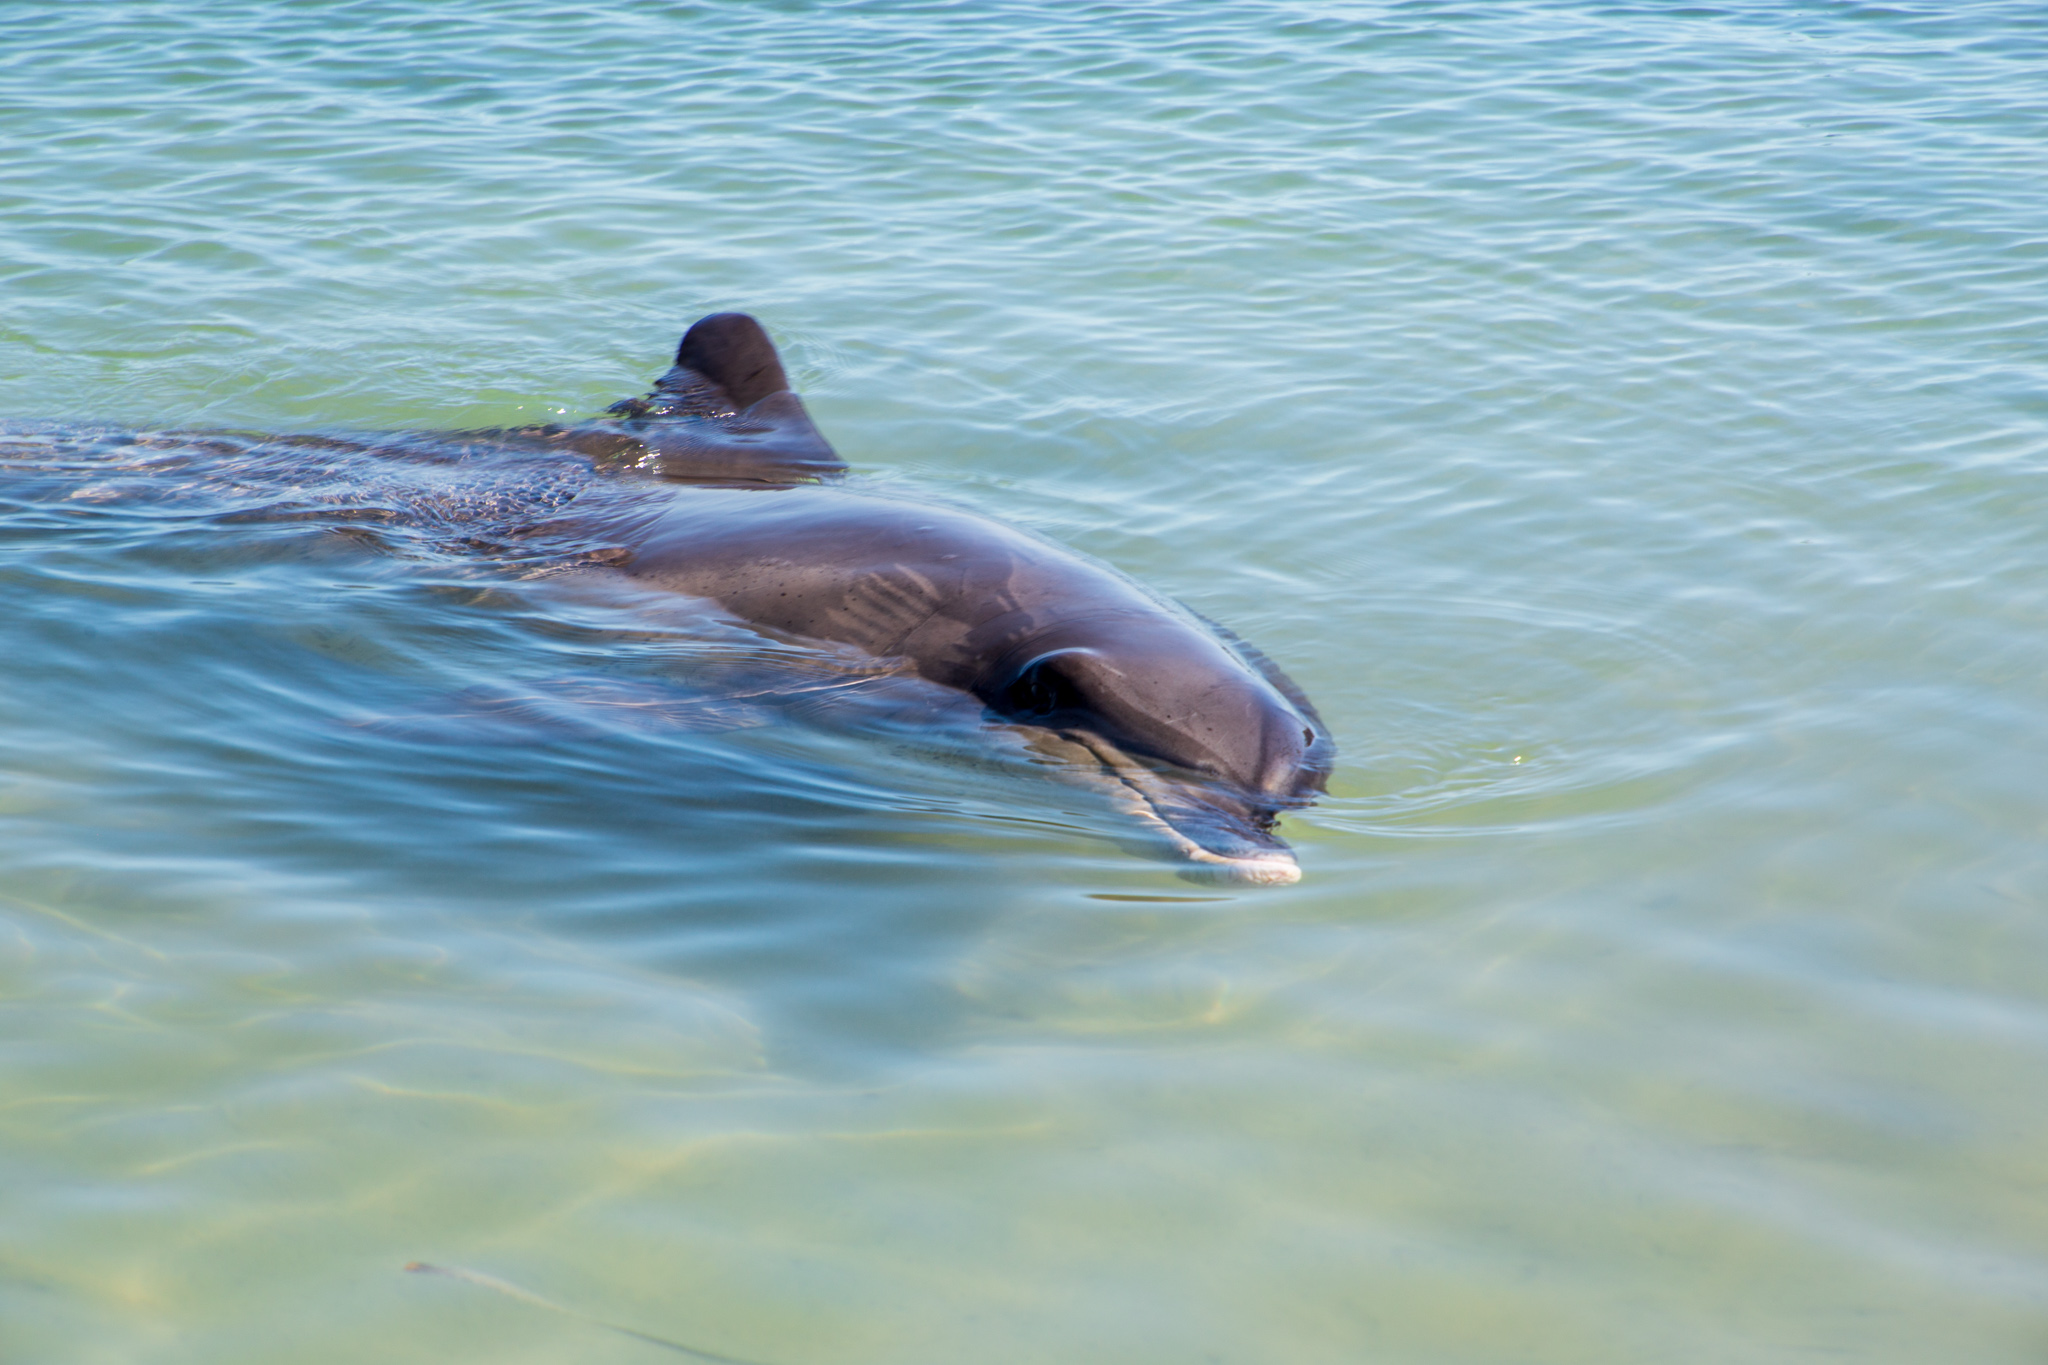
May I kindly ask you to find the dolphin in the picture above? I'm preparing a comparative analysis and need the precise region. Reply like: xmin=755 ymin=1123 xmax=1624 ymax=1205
xmin=528 ymin=313 xmax=1332 ymax=884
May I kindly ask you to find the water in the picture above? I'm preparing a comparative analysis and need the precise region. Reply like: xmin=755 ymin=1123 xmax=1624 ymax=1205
xmin=4 ymin=2 xmax=2047 ymax=1360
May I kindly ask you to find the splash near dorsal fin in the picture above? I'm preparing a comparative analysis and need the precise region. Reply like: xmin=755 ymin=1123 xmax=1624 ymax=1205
xmin=603 ymin=313 xmax=844 ymax=482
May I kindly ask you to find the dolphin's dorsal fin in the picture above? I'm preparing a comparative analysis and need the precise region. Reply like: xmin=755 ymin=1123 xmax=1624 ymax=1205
xmin=599 ymin=313 xmax=844 ymax=482
xmin=673 ymin=312 xmax=792 ymax=409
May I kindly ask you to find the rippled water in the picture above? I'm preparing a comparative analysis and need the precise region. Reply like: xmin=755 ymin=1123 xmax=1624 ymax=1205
xmin=5 ymin=3 xmax=2047 ymax=1361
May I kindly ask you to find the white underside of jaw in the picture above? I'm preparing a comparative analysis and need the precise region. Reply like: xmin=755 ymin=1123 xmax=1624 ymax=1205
xmin=1074 ymin=734 xmax=1303 ymax=885
xmin=1176 ymin=845 xmax=1302 ymax=885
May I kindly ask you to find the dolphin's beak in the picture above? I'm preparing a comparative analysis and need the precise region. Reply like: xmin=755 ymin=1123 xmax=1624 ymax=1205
xmin=1169 ymin=836 xmax=1301 ymax=886
xmin=1051 ymin=729 xmax=1305 ymax=885
xmin=1198 ymin=853 xmax=1301 ymax=887
xmin=1113 ymin=769 xmax=1303 ymax=885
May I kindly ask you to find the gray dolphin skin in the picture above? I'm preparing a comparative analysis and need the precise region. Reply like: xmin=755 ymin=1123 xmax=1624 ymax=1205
xmin=540 ymin=313 xmax=1332 ymax=884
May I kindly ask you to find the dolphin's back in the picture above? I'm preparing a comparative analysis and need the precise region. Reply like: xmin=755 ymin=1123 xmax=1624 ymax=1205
xmin=578 ymin=485 xmax=1171 ymax=692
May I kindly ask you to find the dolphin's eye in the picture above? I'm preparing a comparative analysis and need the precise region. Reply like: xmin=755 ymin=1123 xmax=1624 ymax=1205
xmin=1003 ymin=661 xmax=1087 ymax=721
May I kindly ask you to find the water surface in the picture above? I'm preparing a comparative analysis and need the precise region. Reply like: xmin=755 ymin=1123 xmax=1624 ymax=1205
xmin=4 ymin=3 xmax=2047 ymax=1361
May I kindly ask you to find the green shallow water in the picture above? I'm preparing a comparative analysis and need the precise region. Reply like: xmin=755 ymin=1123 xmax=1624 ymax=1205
xmin=5 ymin=2 xmax=2048 ymax=1361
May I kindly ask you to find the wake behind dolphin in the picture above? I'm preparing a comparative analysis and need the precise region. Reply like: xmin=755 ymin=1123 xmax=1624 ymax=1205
xmin=4 ymin=316 xmax=1332 ymax=882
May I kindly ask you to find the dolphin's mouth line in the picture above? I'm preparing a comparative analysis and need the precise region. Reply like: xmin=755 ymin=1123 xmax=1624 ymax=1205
xmin=1057 ymin=728 xmax=1302 ymax=886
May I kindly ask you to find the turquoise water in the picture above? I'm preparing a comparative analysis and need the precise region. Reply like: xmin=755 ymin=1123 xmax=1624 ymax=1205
xmin=5 ymin=1 xmax=2048 ymax=1360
